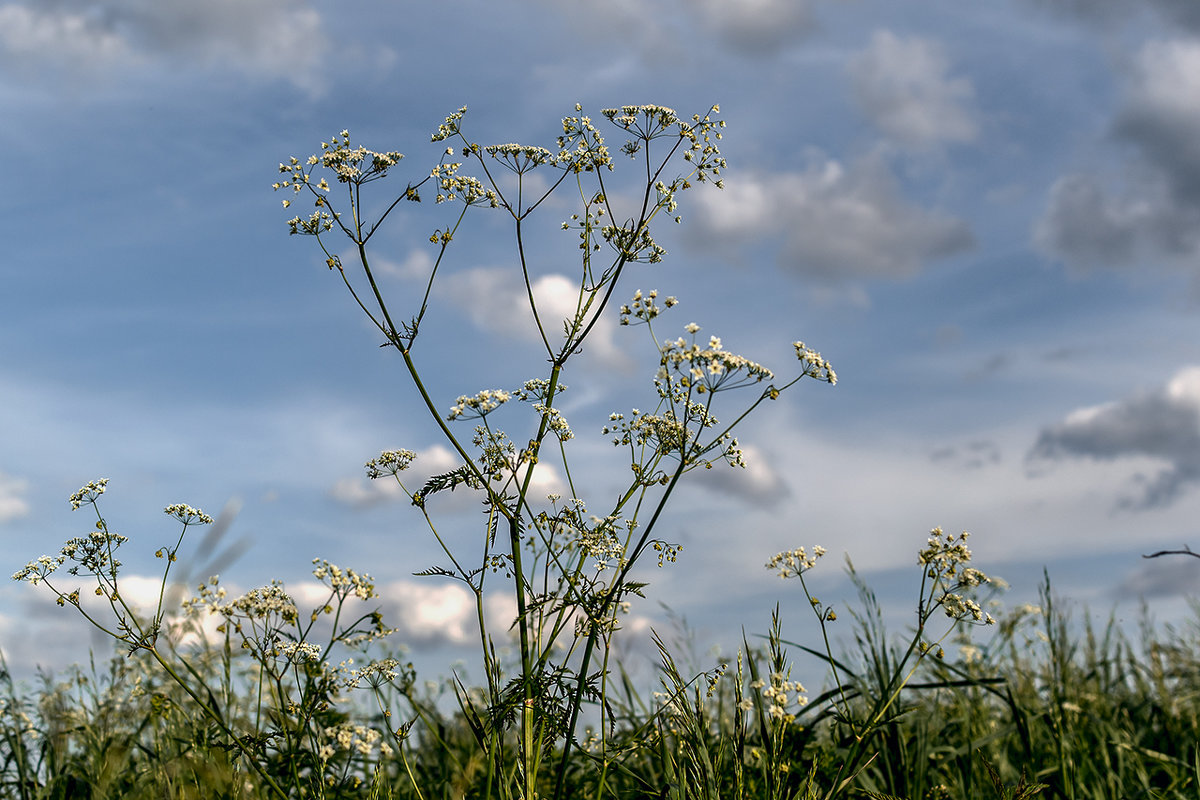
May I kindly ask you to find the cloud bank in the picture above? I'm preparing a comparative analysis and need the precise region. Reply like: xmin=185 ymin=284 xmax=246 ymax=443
xmin=693 ymin=154 xmax=973 ymax=281
xmin=0 ymin=0 xmax=326 ymax=89
xmin=1036 ymin=38 xmax=1200 ymax=274
xmin=1028 ymin=366 xmax=1200 ymax=509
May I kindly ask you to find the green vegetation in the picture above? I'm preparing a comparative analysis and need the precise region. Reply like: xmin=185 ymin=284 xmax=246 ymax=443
xmin=10 ymin=105 xmax=1200 ymax=798
xmin=3 ymin=573 xmax=1200 ymax=798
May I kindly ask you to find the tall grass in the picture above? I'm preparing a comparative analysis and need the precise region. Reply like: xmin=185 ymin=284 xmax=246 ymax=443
xmin=4 ymin=570 xmax=1200 ymax=798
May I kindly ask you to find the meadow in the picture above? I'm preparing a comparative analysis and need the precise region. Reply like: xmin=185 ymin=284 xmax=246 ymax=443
xmin=4 ymin=569 xmax=1200 ymax=799
xmin=8 ymin=104 xmax=1200 ymax=799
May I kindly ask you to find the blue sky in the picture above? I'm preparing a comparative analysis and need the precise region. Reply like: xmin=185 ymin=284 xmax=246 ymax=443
xmin=4 ymin=0 xmax=1200 ymax=681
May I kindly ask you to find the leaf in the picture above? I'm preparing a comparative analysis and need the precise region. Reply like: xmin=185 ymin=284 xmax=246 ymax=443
xmin=415 ymin=466 xmax=481 ymax=504
xmin=413 ymin=566 xmax=456 ymax=578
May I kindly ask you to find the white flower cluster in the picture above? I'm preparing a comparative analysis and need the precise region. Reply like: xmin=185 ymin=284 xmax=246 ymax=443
xmin=13 ymin=524 xmax=130 ymax=586
xmin=603 ymin=408 xmax=691 ymax=453
xmin=919 ymin=528 xmax=995 ymax=626
xmin=765 ymin=545 xmax=827 ymax=580
xmin=365 ymin=449 xmax=417 ymax=479
xmin=483 ymin=142 xmax=557 ymax=174
xmin=276 ymin=130 xmax=404 ymax=190
xmin=599 ymin=104 xmax=726 ymax=186
xmin=447 ymin=389 xmax=511 ymax=421
xmin=556 ymin=106 xmax=613 ymax=173
xmin=601 ymin=220 xmax=667 ymax=263
xmin=602 ymin=104 xmax=680 ymax=130
xmin=339 ymin=657 xmax=408 ymax=690
xmin=163 ymin=504 xmax=214 ymax=525
xmin=430 ymin=159 xmax=497 ymax=206
xmin=227 ymin=583 xmax=300 ymax=626
xmin=578 ymin=514 xmax=626 ymax=572
xmin=516 ymin=378 xmax=565 ymax=402
xmin=619 ymin=288 xmax=677 ymax=326
xmin=182 ymin=576 xmax=228 ymax=615
xmin=11 ymin=554 xmax=64 ymax=586
xmin=318 ymin=722 xmax=394 ymax=761
xmin=793 ymin=341 xmax=837 ymax=385
xmin=311 ymin=559 xmax=378 ymax=602
xmin=269 ymin=641 xmax=322 ymax=664
xmin=532 ymin=403 xmax=573 ymax=441
xmin=284 ymin=209 xmax=337 ymax=236
xmin=429 ymin=106 xmax=468 ymax=142
xmin=69 ymin=478 xmax=109 ymax=510
xmin=749 ymin=671 xmax=809 ymax=721
xmin=659 ymin=326 xmax=774 ymax=395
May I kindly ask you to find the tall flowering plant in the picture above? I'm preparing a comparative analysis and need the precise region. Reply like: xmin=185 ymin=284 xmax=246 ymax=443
xmin=270 ymin=103 xmax=834 ymax=799
xmin=13 ymin=104 xmax=1004 ymax=800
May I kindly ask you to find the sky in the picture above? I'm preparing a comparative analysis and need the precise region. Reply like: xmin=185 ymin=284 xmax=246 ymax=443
xmin=4 ymin=0 xmax=1200 ymax=684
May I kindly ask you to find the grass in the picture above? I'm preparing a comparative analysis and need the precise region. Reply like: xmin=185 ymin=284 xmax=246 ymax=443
xmin=3 ymin=570 xmax=1200 ymax=799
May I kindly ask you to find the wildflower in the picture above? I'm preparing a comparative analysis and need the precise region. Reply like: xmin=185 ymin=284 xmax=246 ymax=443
xmin=365 ymin=449 xmax=417 ymax=479
xmin=765 ymin=546 xmax=826 ymax=579
xmin=793 ymin=342 xmax=837 ymax=384
xmin=312 ymin=558 xmax=378 ymax=601
xmin=483 ymin=142 xmax=557 ymax=173
xmin=447 ymin=389 xmax=511 ymax=421
xmin=619 ymin=289 xmax=672 ymax=326
xmin=69 ymin=479 xmax=109 ymax=510
xmin=163 ymin=504 xmax=214 ymax=525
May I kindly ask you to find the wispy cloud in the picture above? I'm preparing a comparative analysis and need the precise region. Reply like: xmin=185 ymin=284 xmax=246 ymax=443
xmin=930 ymin=440 xmax=1002 ymax=471
xmin=849 ymin=31 xmax=979 ymax=149
xmin=0 ymin=472 xmax=31 ymax=524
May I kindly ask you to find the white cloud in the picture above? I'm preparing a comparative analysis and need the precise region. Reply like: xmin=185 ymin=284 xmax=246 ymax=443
xmin=330 ymin=444 xmax=459 ymax=509
xmin=693 ymin=155 xmax=973 ymax=281
xmin=1034 ymin=173 xmax=1170 ymax=269
xmin=1035 ymin=38 xmax=1200 ymax=272
xmin=0 ymin=0 xmax=327 ymax=90
xmin=376 ymin=580 xmax=479 ymax=646
xmin=849 ymin=31 xmax=979 ymax=148
xmin=691 ymin=0 xmax=817 ymax=56
xmin=692 ymin=444 xmax=790 ymax=505
xmin=533 ymin=0 xmax=817 ymax=65
xmin=439 ymin=267 xmax=631 ymax=369
xmin=0 ymin=472 xmax=30 ymax=523
xmin=375 ymin=248 xmax=435 ymax=281
xmin=1116 ymin=38 xmax=1200 ymax=204
xmin=0 ymin=4 xmax=132 ymax=70
xmin=1027 ymin=366 xmax=1200 ymax=509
